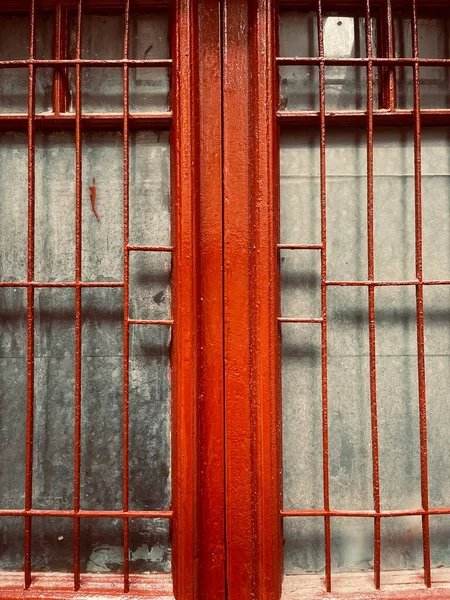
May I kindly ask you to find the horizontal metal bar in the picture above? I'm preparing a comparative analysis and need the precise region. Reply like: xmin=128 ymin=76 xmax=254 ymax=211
xmin=278 ymin=243 xmax=323 ymax=250
xmin=0 ymin=59 xmax=172 ymax=68
xmin=326 ymin=280 xmax=450 ymax=287
xmin=279 ymin=0 xmax=450 ymax=5
xmin=0 ymin=113 xmax=172 ymax=131
xmin=282 ymin=507 xmax=450 ymax=518
xmin=127 ymin=245 xmax=173 ymax=252
xmin=277 ymin=56 xmax=450 ymax=66
xmin=1 ymin=0 xmax=171 ymax=9
xmin=278 ymin=317 xmax=324 ymax=324
xmin=278 ymin=109 xmax=450 ymax=127
xmin=0 ymin=281 xmax=124 ymax=288
xmin=0 ymin=509 xmax=172 ymax=518
xmin=128 ymin=318 xmax=174 ymax=326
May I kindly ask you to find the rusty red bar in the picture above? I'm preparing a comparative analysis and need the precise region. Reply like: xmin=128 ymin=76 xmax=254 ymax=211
xmin=365 ymin=0 xmax=381 ymax=589
xmin=277 ymin=110 xmax=450 ymax=127
xmin=0 ymin=509 xmax=172 ymax=518
xmin=1 ymin=0 xmax=170 ymax=9
xmin=412 ymin=0 xmax=431 ymax=588
xmin=326 ymin=279 xmax=450 ymax=286
xmin=122 ymin=0 xmax=131 ymax=591
xmin=278 ymin=317 xmax=324 ymax=324
xmin=384 ymin=0 xmax=396 ymax=109
xmin=128 ymin=319 xmax=174 ymax=326
xmin=0 ymin=114 xmax=172 ymax=131
xmin=282 ymin=507 xmax=450 ymax=518
xmin=73 ymin=0 xmax=83 ymax=590
xmin=276 ymin=56 xmax=450 ymax=66
xmin=0 ymin=281 xmax=125 ymax=287
xmin=127 ymin=245 xmax=173 ymax=252
xmin=316 ymin=0 xmax=331 ymax=591
xmin=0 ymin=59 xmax=172 ymax=67
xmin=278 ymin=243 xmax=322 ymax=250
xmin=279 ymin=0 xmax=450 ymax=5
xmin=53 ymin=1 xmax=67 ymax=115
xmin=24 ymin=0 xmax=37 ymax=589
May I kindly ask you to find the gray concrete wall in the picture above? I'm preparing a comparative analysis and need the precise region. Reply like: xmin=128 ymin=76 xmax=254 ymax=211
xmin=0 ymin=129 xmax=171 ymax=573
xmin=281 ymin=127 xmax=450 ymax=574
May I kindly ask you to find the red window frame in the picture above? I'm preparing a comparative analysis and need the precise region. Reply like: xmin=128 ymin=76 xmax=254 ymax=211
xmin=240 ymin=1 xmax=450 ymax=599
xmin=0 ymin=1 xmax=227 ymax=598
xmin=3 ymin=1 xmax=450 ymax=599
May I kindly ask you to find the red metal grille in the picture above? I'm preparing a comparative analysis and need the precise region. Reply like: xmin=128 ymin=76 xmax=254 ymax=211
xmin=0 ymin=0 xmax=174 ymax=594
xmin=277 ymin=0 xmax=450 ymax=593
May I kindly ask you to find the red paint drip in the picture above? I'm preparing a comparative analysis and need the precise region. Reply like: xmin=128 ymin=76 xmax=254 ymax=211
xmin=89 ymin=177 xmax=100 ymax=221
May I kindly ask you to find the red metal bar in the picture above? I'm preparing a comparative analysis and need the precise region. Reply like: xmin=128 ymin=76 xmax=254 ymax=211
xmin=278 ymin=317 xmax=324 ymax=324
xmin=0 ymin=281 xmax=125 ymax=287
xmin=276 ymin=57 xmax=450 ymax=66
xmin=282 ymin=507 xmax=450 ymax=518
xmin=278 ymin=110 xmax=450 ymax=127
xmin=0 ymin=0 xmax=170 ymax=8
xmin=24 ymin=0 xmax=37 ymax=589
xmin=127 ymin=245 xmax=173 ymax=252
xmin=73 ymin=0 xmax=83 ymax=590
xmin=122 ymin=1 xmax=131 ymax=590
xmin=365 ymin=0 xmax=381 ymax=589
xmin=326 ymin=279 xmax=450 ymax=286
xmin=412 ymin=0 xmax=431 ymax=588
xmin=279 ymin=0 xmax=450 ymax=5
xmin=127 ymin=319 xmax=174 ymax=326
xmin=0 ymin=509 xmax=172 ymax=518
xmin=53 ymin=1 xmax=68 ymax=115
xmin=0 ymin=59 xmax=172 ymax=67
xmin=316 ymin=0 xmax=331 ymax=592
xmin=384 ymin=0 xmax=396 ymax=110
xmin=278 ymin=243 xmax=323 ymax=250
xmin=0 ymin=114 xmax=172 ymax=131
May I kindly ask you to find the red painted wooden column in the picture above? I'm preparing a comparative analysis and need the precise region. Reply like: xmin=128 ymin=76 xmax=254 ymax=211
xmin=197 ymin=0 xmax=226 ymax=598
xmin=223 ymin=1 xmax=282 ymax=598
xmin=222 ymin=0 xmax=254 ymax=596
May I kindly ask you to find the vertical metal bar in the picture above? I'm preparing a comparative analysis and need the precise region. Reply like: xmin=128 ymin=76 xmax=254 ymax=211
xmin=24 ymin=0 xmax=37 ymax=589
xmin=381 ymin=0 xmax=396 ymax=110
xmin=122 ymin=0 xmax=131 ymax=592
xmin=365 ymin=0 xmax=381 ymax=589
xmin=411 ymin=0 xmax=431 ymax=588
xmin=73 ymin=0 xmax=82 ymax=590
xmin=317 ymin=0 xmax=331 ymax=592
xmin=53 ymin=1 xmax=67 ymax=115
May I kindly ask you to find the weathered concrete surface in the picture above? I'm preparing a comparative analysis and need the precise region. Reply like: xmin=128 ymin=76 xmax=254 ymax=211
xmin=0 ymin=130 xmax=171 ymax=573
xmin=281 ymin=127 xmax=450 ymax=574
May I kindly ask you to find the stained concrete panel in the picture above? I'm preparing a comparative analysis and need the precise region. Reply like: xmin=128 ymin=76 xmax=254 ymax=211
xmin=281 ymin=127 xmax=450 ymax=574
xmin=0 ymin=128 xmax=171 ymax=573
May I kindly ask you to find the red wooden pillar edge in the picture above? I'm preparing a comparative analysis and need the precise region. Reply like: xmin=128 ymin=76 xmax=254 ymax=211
xmin=223 ymin=0 xmax=282 ymax=598
xmin=171 ymin=1 xmax=200 ymax=598
xmin=223 ymin=0 xmax=254 ymax=597
xmin=197 ymin=0 xmax=226 ymax=599
xmin=250 ymin=0 xmax=283 ymax=598
xmin=172 ymin=1 xmax=226 ymax=599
